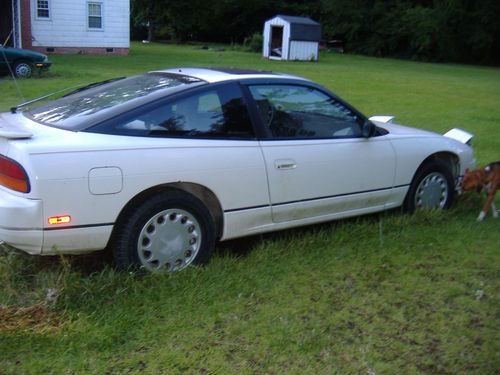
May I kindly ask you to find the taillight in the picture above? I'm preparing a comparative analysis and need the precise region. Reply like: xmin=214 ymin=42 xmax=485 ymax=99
xmin=0 ymin=155 xmax=30 ymax=193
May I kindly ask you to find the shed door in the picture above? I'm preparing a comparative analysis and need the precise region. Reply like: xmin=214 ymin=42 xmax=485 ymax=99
xmin=270 ymin=26 xmax=284 ymax=58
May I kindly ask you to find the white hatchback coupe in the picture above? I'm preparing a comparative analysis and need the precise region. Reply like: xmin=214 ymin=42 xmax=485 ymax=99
xmin=0 ymin=68 xmax=475 ymax=272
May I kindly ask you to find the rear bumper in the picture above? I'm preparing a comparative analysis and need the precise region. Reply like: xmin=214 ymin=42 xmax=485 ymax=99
xmin=43 ymin=224 xmax=113 ymax=254
xmin=0 ymin=189 xmax=43 ymax=254
xmin=0 ymin=188 xmax=112 ymax=254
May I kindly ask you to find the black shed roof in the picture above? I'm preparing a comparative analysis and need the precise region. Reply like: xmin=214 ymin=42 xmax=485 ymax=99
xmin=276 ymin=15 xmax=320 ymax=26
xmin=268 ymin=15 xmax=321 ymax=42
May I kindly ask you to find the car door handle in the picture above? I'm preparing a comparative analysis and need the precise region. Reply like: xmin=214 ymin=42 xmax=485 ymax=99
xmin=275 ymin=159 xmax=297 ymax=170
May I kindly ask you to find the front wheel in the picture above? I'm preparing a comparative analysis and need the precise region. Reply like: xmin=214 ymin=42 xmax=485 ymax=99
xmin=13 ymin=61 xmax=33 ymax=78
xmin=404 ymin=160 xmax=455 ymax=212
xmin=112 ymin=190 xmax=215 ymax=272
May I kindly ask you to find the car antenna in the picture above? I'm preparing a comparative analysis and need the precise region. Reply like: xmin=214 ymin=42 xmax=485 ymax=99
xmin=10 ymin=83 xmax=87 ymax=114
xmin=2 ymin=30 xmax=13 ymax=46
xmin=10 ymin=76 xmax=126 ymax=114
xmin=1 ymin=30 xmax=25 ymax=103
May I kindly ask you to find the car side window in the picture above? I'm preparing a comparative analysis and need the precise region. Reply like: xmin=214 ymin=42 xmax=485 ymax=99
xmin=92 ymin=83 xmax=254 ymax=139
xmin=248 ymin=85 xmax=363 ymax=139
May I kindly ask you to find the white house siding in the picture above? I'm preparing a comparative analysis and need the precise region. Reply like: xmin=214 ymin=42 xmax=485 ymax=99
xmin=30 ymin=0 xmax=129 ymax=48
xmin=289 ymin=41 xmax=318 ymax=61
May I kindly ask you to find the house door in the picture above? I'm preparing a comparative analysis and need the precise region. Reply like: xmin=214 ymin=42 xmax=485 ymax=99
xmin=270 ymin=26 xmax=283 ymax=58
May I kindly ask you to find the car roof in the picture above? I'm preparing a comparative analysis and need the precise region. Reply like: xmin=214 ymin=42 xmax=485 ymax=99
xmin=23 ymin=67 xmax=317 ymax=132
xmin=151 ymin=67 xmax=310 ymax=84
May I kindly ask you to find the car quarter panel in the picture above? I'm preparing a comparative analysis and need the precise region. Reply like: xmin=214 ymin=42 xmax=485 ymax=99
xmin=26 ymin=135 xmax=270 ymax=253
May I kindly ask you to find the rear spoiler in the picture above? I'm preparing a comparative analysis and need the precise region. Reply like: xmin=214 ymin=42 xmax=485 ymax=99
xmin=0 ymin=127 xmax=32 ymax=139
xmin=0 ymin=123 xmax=32 ymax=139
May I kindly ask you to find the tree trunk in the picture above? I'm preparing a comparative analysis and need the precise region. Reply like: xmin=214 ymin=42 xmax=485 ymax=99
xmin=147 ymin=21 xmax=154 ymax=42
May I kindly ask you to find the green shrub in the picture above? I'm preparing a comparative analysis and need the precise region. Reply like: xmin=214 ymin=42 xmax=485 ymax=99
xmin=244 ymin=32 xmax=263 ymax=53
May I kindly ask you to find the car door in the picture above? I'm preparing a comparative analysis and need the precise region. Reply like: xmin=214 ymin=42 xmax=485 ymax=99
xmin=246 ymin=83 xmax=396 ymax=223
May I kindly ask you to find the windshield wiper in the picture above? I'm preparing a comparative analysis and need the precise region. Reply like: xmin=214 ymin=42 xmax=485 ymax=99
xmin=10 ymin=77 xmax=126 ymax=114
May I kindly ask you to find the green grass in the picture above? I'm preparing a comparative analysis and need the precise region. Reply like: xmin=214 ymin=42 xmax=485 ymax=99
xmin=1 ymin=43 xmax=499 ymax=374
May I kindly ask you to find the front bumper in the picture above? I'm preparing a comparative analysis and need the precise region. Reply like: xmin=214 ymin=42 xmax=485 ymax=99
xmin=34 ymin=62 xmax=52 ymax=71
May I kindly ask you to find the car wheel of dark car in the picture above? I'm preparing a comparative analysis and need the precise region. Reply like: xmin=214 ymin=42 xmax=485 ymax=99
xmin=112 ymin=190 xmax=215 ymax=272
xmin=13 ymin=60 xmax=33 ymax=78
xmin=404 ymin=159 xmax=455 ymax=212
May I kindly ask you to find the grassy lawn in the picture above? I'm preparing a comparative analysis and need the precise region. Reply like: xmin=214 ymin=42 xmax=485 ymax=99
xmin=1 ymin=42 xmax=499 ymax=374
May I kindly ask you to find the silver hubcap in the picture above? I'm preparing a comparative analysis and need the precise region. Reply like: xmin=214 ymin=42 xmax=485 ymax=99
xmin=15 ymin=63 xmax=31 ymax=78
xmin=415 ymin=172 xmax=449 ymax=209
xmin=137 ymin=208 xmax=201 ymax=272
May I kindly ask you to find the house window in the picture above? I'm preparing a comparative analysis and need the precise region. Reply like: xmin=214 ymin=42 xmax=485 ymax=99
xmin=37 ymin=0 xmax=50 ymax=18
xmin=88 ymin=2 xmax=103 ymax=29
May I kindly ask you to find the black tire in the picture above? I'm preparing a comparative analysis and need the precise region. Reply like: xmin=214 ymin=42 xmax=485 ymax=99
xmin=112 ymin=190 xmax=215 ymax=272
xmin=403 ymin=159 xmax=455 ymax=212
xmin=13 ymin=60 xmax=33 ymax=78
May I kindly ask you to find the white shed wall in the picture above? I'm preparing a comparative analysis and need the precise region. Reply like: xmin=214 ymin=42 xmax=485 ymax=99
xmin=262 ymin=22 xmax=271 ymax=57
xmin=30 ymin=0 xmax=129 ymax=48
xmin=263 ymin=16 xmax=290 ymax=59
xmin=263 ymin=16 xmax=319 ymax=61
xmin=289 ymin=41 xmax=318 ymax=61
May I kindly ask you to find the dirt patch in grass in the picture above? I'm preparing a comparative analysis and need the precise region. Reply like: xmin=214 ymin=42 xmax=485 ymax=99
xmin=0 ymin=303 xmax=65 ymax=332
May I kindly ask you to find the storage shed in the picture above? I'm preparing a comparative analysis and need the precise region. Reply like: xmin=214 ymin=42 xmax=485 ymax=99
xmin=263 ymin=15 xmax=321 ymax=61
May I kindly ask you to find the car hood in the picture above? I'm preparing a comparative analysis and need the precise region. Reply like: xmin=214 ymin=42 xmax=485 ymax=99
xmin=373 ymin=121 xmax=437 ymax=138
xmin=372 ymin=120 xmax=474 ymax=146
xmin=0 ymin=47 xmax=48 ymax=61
xmin=369 ymin=115 xmax=473 ymax=145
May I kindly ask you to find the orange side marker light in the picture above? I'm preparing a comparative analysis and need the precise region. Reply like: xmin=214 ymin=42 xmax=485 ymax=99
xmin=48 ymin=215 xmax=71 ymax=225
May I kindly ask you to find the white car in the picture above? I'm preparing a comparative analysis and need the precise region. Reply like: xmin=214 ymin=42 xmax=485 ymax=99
xmin=0 ymin=68 xmax=475 ymax=272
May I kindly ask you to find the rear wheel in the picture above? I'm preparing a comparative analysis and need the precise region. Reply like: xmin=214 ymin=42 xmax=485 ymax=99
xmin=404 ymin=160 xmax=455 ymax=212
xmin=113 ymin=190 xmax=215 ymax=272
xmin=13 ymin=60 xmax=33 ymax=78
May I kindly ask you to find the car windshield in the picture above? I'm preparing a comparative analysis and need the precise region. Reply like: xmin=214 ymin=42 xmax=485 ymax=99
xmin=24 ymin=73 xmax=204 ymax=129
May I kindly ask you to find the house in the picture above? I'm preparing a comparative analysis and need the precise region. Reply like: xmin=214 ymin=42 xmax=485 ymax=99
xmin=1 ymin=0 xmax=129 ymax=54
xmin=263 ymin=15 xmax=321 ymax=61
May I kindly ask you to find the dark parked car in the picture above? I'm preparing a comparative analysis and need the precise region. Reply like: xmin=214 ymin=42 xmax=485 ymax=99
xmin=0 ymin=45 xmax=51 ymax=78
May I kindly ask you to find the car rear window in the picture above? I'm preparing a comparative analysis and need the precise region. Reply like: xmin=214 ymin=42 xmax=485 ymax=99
xmin=87 ymin=82 xmax=255 ymax=139
xmin=24 ymin=73 xmax=204 ymax=129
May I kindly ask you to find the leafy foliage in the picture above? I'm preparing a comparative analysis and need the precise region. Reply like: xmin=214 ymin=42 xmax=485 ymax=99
xmin=243 ymin=32 xmax=264 ymax=53
xmin=130 ymin=0 xmax=500 ymax=64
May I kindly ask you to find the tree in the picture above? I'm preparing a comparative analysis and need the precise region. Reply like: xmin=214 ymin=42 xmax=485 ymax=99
xmin=130 ymin=0 xmax=500 ymax=64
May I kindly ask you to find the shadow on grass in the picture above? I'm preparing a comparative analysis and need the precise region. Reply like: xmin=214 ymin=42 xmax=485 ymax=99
xmin=215 ymin=209 xmax=395 ymax=259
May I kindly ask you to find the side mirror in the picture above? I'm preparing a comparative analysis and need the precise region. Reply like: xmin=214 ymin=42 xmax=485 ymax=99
xmin=362 ymin=120 xmax=376 ymax=138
